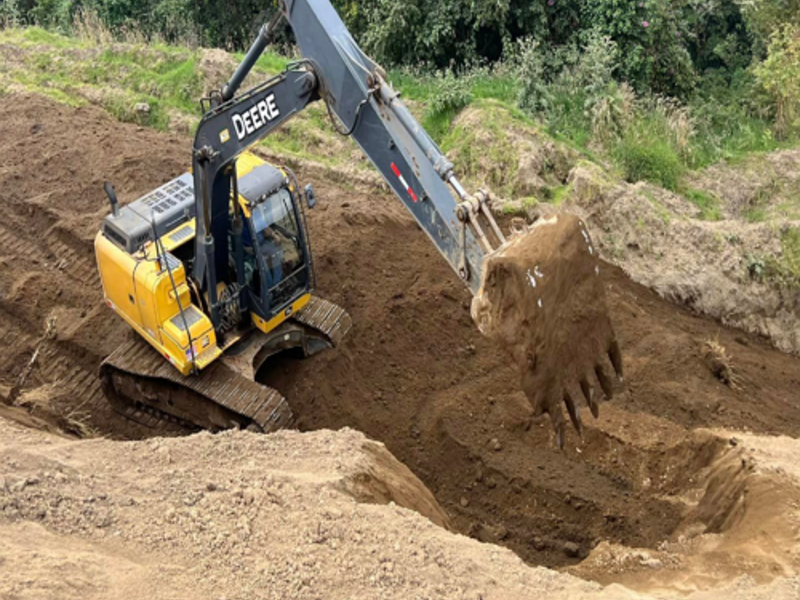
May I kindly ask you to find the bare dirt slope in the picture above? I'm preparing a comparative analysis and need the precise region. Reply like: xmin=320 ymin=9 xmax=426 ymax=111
xmin=1 ymin=94 xmax=800 ymax=597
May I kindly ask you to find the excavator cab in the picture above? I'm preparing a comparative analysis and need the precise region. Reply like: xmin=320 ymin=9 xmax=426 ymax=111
xmin=237 ymin=160 xmax=310 ymax=315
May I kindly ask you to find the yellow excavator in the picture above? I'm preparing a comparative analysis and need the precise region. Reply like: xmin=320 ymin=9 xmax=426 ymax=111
xmin=95 ymin=0 xmax=622 ymax=446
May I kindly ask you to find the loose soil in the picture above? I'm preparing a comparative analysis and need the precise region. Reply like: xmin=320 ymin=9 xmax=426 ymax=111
xmin=472 ymin=213 xmax=620 ymax=441
xmin=1 ymin=94 xmax=800 ymax=594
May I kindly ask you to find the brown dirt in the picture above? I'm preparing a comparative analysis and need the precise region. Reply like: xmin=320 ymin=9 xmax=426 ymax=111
xmin=2 ymin=93 xmax=800 ymax=592
xmin=2 ymin=402 xmax=800 ymax=600
xmin=472 ymin=214 xmax=620 ymax=443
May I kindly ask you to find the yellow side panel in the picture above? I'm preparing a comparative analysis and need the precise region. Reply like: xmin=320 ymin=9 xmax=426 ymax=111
xmin=95 ymin=232 xmax=155 ymax=340
xmin=95 ymin=232 xmax=221 ymax=376
xmin=252 ymin=293 xmax=311 ymax=335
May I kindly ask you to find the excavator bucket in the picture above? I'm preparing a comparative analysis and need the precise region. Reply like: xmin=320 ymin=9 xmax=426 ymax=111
xmin=471 ymin=214 xmax=622 ymax=447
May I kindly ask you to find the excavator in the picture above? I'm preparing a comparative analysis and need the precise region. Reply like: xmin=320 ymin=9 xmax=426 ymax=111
xmin=95 ymin=0 xmax=623 ymax=446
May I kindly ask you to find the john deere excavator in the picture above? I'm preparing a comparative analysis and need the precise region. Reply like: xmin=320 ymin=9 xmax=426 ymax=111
xmin=95 ymin=0 xmax=623 ymax=446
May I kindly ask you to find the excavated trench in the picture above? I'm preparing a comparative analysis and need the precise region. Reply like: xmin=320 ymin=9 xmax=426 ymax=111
xmin=3 ymin=96 xmax=800 ymax=575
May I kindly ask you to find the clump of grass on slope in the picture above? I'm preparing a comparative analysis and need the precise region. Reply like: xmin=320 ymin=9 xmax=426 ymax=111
xmin=389 ymin=66 xmax=517 ymax=145
xmin=768 ymin=227 xmax=800 ymax=288
xmin=682 ymin=188 xmax=723 ymax=220
xmin=614 ymin=131 xmax=683 ymax=191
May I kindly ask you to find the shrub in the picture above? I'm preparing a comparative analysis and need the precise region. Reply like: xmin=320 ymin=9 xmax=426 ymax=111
xmin=580 ymin=0 xmax=696 ymax=97
xmin=513 ymin=37 xmax=550 ymax=115
xmin=429 ymin=69 xmax=473 ymax=116
xmin=737 ymin=0 xmax=800 ymax=51
xmin=614 ymin=126 xmax=684 ymax=190
xmin=753 ymin=23 xmax=800 ymax=138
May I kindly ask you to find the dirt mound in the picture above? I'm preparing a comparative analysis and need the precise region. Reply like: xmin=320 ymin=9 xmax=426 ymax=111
xmin=2 ymin=93 xmax=800 ymax=598
xmin=446 ymin=101 xmax=578 ymax=198
xmin=2 ymin=413 xmax=800 ymax=599
xmin=687 ymin=148 xmax=800 ymax=222
xmin=561 ymin=161 xmax=800 ymax=356
xmin=3 ymin=419 xmax=590 ymax=600
xmin=473 ymin=214 xmax=620 ymax=442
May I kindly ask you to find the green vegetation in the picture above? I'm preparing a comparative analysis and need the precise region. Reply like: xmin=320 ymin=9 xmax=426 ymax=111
xmin=778 ymin=227 xmax=800 ymax=286
xmin=753 ymin=24 xmax=800 ymax=139
xmin=682 ymin=188 xmax=722 ymax=221
xmin=614 ymin=132 xmax=683 ymax=191
xmin=438 ymin=99 xmax=536 ymax=197
xmin=748 ymin=227 xmax=800 ymax=288
xmin=0 ymin=27 xmax=208 ymax=129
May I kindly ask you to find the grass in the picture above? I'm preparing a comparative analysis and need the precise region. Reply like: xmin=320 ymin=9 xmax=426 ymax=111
xmin=682 ymin=188 xmax=723 ymax=220
xmin=19 ymin=26 xmax=86 ymax=49
xmin=767 ymin=227 xmax=800 ymax=287
xmin=746 ymin=227 xmax=800 ymax=288
xmin=389 ymin=68 xmax=518 ymax=145
xmin=1 ymin=26 xmax=207 ymax=130
xmin=614 ymin=134 xmax=683 ymax=191
xmin=439 ymin=98 xmax=536 ymax=196
xmin=232 ymin=50 xmax=290 ymax=76
xmin=549 ymin=184 xmax=571 ymax=207
xmin=746 ymin=206 xmax=767 ymax=223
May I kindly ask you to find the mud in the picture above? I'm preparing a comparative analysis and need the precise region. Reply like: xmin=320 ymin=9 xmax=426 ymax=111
xmin=2 ymin=93 xmax=800 ymax=584
xmin=472 ymin=214 xmax=620 ymax=442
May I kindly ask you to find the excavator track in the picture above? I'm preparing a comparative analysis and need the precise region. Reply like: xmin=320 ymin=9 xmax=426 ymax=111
xmin=292 ymin=295 xmax=352 ymax=347
xmin=100 ymin=295 xmax=350 ymax=433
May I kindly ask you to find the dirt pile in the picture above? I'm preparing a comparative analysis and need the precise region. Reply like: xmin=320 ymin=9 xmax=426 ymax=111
xmin=0 ymin=418 xmax=597 ymax=600
xmin=2 ymin=414 xmax=800 ymax=599
xmin=472 ymin=214 xmax=621 ymax=443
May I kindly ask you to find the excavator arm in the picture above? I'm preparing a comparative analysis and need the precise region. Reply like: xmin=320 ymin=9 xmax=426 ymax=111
xmin=192 ymin=0 xmax=503 ymax=316
xmin=192 ymin=0 xmax=623 ymax=446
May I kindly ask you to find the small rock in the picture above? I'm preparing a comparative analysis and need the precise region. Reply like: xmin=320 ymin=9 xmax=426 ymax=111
xmin=134 ymin=102 xmax=151 ymax=115
xmin=490 ymin=438 xmax=502 ymax=452
xmin=729 ymin=437 xmax=738 ymax=447
xmin=532 ymin=536 xmax=546 ymax=551
xmin=562 ymin=542 xmax=581 ymax=558
xmin=206 ymin=482 xmax=218 ymax=492
xmin=460 ymin=497 xmax=470 ymax=508
xmin=640 ymin=557 xmax=664 ymax=569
